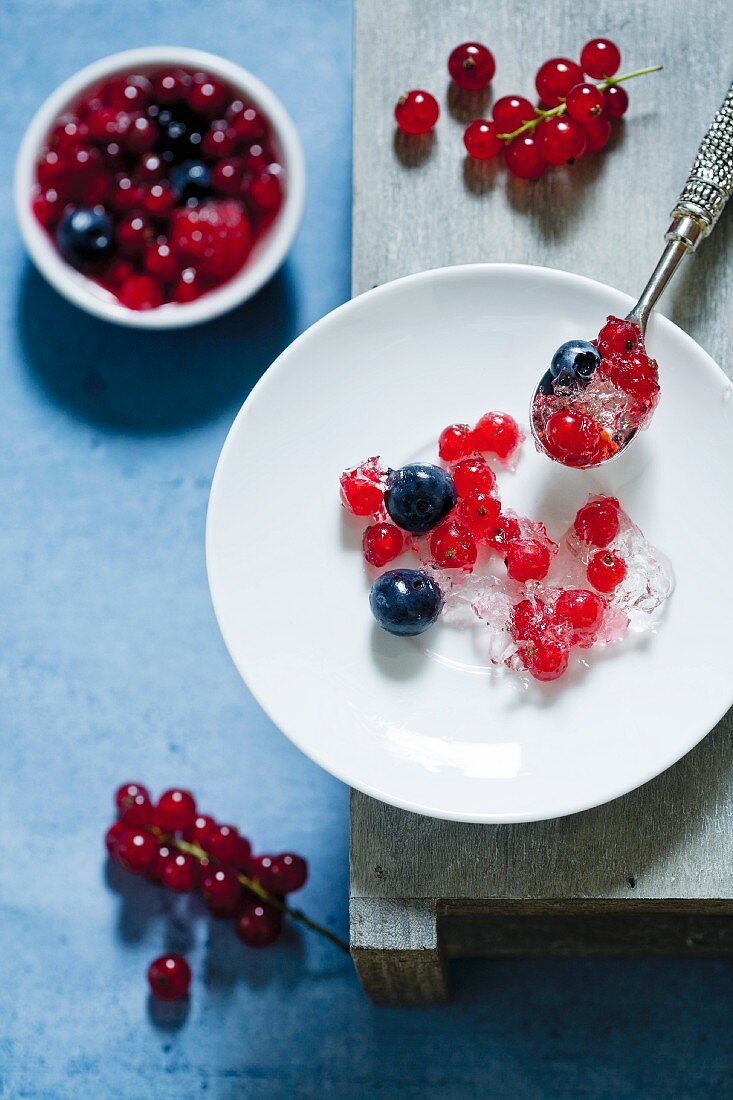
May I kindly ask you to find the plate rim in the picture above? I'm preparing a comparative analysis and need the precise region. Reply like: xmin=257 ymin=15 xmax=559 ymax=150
xmin=206 ymin=261 xmax=733 ymax=823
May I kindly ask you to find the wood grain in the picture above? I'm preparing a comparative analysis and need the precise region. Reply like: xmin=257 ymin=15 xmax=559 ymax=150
xmin=351 ymin=0 xmax=733 ymax=1001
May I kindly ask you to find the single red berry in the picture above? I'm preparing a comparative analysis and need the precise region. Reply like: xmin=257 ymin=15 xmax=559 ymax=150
xmin=152 ymin=69 xmax=191 ymax=104
xmin=143 ymin=181 xmax=175 ymax=216
xmin=201 ymin=866 xmax=242 ymax=916
xmin=183 ymin=813 xmax=216 ymax=845
xmin=120 ymin=792 xmax=155 ymax=827
xmin=596 ymin=316 xmax=642 ymax=357
xmin=511 ymin=597 xmax=548 ymax=642
xmin=31 ymin=187 xmax=63 ymax=228
xmin=119 ymin=275 xmax=163 ymax=312
xmin=102 ymin=74 xmax=152 ymax=112
xmin=363 ymin=522 xmax=405 ymax=567
xmin=117 ymin=213 xmax=152 ymax=256
xmin=603 ymin=84 xmax=629 ymax=120
xmin=248 ymin=170 xmax=283 ymax=214
xmin=105 ymin=259 xmax=135 ymax=288
xmin=201 ymin=123 xmax=239 ymax=159
xmin=86 ymin=107 xmax=126 ymax=142
xmin=473 ymin=411 xmax=521 ymax=460
xmin=115 ymin=782 xmax=151 ymax=815
xmin=172 ymin=268 xmax=206 ymax=304
xmin=448 ymin=42 xmax=496 ymax=91
xmin=188 ymin=73 xmax=228 ymax=117
xmin=505 ymin=537 xmax=552 ymax=582
xmin=429 ymin=518 xmax=478 ymax=570
xmin=227 ymin=103 xmax=267 ymax=142
xmin=339 ymin=459 xmax=384 ymax=516
xmin=580 ymin=39 xmax=621 ymax=80
xmin=566 ymin=82 xmax=605 ymax=123
xmin=451 ymin=454 xmax=495 ymax=497
xmin=145 ymin=240 xmax=179 ymax=281
xmin=236 ymin=900 xmax=283 ymax=947
xmin=122 ymin=114 xmax=156 ymax=153
xmin=147 ymin=953 xmax=191 ymax=1001
xmin=605 ymin=358 xmax=660 ymax=411
xmin=204 ymin=824 xmax=241 ymax=864
xmin=105 ymin=821 xmax=128 ymax=859
xmin=438 ymin=424 xmax=475 ymax=460
xmin=463 ymin=119 xmax=503 ymax=160
xmin=50 ymin=116 xmax=89 ymax=151
xmin=573 ymin=497 xmax=621 ymax=547
xmin=155 ymin=789 xmax=197 ymax=833
xmin=110 ymin=174 xmax=146 ymax=210
xmin=457 ymin=490 xmax=501 ymax=539
xmin=232 ymin=835 xmax=252 ymax=872
xmin=503 ymin=134 xmax=546 ymax=179
xmin=489 ymin=513 xmax=522 ymax=552
xmin=160 ymin=851 xmax=198 ymax=893
xmin=523 ymin=639 xmax=569 ymax=682
xmin=581 ymin=116 xmax=612 ymax=153
xmin=555 ymin=588 xmax=605 ymax=644
xmin=243 ymin=143 xmax=269 ymax=172
xmin=492 ymin=95 xmax=535 ymax=134
xmin=269 ymin=853 xmax=308 ymax=893
xmin=535 ymin=58 xmax=585 ymax=107
xmin=587 ymin=550 xmax=627 ymax=594
xmin=394 ymin=90 xmax=439 ymax=135
xmin=117 ymin=828 xmax=159 ymax=874
xmin=544 ymin=410 xmax=603 ymax=465
xmin=250 ymin=854 xmax=280 ymax=893
xmin=537 ymin=116 xmax=587 ymax=165
xmin=212 ymin=157 xmax=245 ymax=196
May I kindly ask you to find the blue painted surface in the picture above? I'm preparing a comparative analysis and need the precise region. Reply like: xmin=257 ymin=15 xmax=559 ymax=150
xmin=1 ymin=2 xmax=732 ymax=1097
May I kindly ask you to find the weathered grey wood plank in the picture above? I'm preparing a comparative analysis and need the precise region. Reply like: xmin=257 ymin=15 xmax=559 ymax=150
xmin=350 ymin=0 xmax=733 ymax=999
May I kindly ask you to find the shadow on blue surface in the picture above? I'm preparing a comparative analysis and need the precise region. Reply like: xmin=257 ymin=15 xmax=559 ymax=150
xmin=17 ymin=262 xmax=298 ymax=435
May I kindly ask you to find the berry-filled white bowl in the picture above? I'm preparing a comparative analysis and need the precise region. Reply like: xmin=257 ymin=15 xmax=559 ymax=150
xmin=14 ymin=46 xmax=306 ymax=329
xmin=207 ymin=263 xmax=733 ymax=824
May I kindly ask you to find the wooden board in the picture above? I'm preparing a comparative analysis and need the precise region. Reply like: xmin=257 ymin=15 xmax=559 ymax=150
xmin=350 ymin=0 xmax=733 ymax=1003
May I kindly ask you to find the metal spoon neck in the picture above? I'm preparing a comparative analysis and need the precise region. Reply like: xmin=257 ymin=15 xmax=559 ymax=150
xmin=625 ymin=213 xmax=704 ymax=334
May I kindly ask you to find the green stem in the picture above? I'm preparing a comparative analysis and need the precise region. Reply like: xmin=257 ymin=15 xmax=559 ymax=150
xmin=496 ymin=64 xmax=663 ymax=142
xmin=173 ymin=836 xmax=351 ymax=955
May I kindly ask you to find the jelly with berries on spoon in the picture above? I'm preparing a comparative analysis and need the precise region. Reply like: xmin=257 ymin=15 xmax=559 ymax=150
xmin=532 ymin=80 xmax=733 ymax=468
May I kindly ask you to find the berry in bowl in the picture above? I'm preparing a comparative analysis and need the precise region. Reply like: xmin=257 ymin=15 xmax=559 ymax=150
xmin=15 ymin=47 xmax=305 ymax=328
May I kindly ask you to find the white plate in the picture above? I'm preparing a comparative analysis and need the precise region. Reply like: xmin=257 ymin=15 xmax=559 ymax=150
xmin=207 ymin=264 xmax=733 ymax=823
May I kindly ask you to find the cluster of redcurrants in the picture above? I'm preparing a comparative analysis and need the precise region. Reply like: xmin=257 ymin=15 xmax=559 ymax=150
xmin=106 ymin=783 xmax=308 ymax=1000
xmin=395 ymin=38 xmax=659 ymax=179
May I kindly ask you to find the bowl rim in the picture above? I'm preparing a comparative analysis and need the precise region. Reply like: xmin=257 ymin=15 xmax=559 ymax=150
xmin=14 ymin=45 xmax=306 ymax=329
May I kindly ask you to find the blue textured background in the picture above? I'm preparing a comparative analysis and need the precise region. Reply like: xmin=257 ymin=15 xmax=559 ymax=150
xmin=1 ymin=2 xmax=732 ymax=1097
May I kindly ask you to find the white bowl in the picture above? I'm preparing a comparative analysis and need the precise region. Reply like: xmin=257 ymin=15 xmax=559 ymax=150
xmin=207 ymin=263 xmax=733 ymax=823
xmin=14 ymin=46 xmax=306 ymax=329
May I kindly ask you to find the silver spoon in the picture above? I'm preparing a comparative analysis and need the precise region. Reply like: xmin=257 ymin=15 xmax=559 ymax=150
xmin=532 ymin=80 xmax=733 ymax=468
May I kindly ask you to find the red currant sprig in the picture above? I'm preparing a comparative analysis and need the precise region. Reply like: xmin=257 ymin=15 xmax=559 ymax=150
xmin=107 ymin=784 xmax=349 ymax=999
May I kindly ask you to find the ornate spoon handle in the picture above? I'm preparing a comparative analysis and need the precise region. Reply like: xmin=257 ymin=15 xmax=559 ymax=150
xmin=626 ymin=80 xmax=733 ymax=332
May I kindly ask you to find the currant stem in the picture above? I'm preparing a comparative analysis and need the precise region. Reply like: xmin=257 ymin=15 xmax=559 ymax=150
xmin=496 ymin=64 xmax=663 ymax=142
xmin=173 ymin=835 xmax=351 ymax=955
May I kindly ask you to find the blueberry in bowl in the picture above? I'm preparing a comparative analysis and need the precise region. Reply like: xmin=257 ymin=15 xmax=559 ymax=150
xmin=369 ymin=569 xmax=444 ymax=636
xmin=15 ymin=47 xmax=305 ymax=328
xmin=384 ymin=464 xmax=457 ymax=534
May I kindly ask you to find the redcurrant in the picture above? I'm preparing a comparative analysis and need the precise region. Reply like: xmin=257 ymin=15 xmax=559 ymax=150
xmin=587 ymin=550 xmax=627 ymax=594
xmin=535 ymin=58 xmax=584 ymax=107
xmin=394 ymin=90 xmax=439 ymax=135
xmin=147 ymin=953 xmax=191 ymax=1001
xmin=448 ymin=42 xmax=496 ymax=91
xmin=580 ymin=39 xmax=621 ymax=80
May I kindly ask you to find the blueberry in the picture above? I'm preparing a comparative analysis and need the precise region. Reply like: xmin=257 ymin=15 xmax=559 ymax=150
xmin=170 ymin=160 xmax=212 ymax=203
xmin=55 ymin=207 xmax=114 ymax=271
xmin=369 ymin=569 xmax=443 ymax=636
xmin=384 ymin=464 xmax=457 ymax=534
xmin=154 ymin=105 xmax=205 ymax=164
xmin=550 ymin=340 xmax=601 ymax=384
